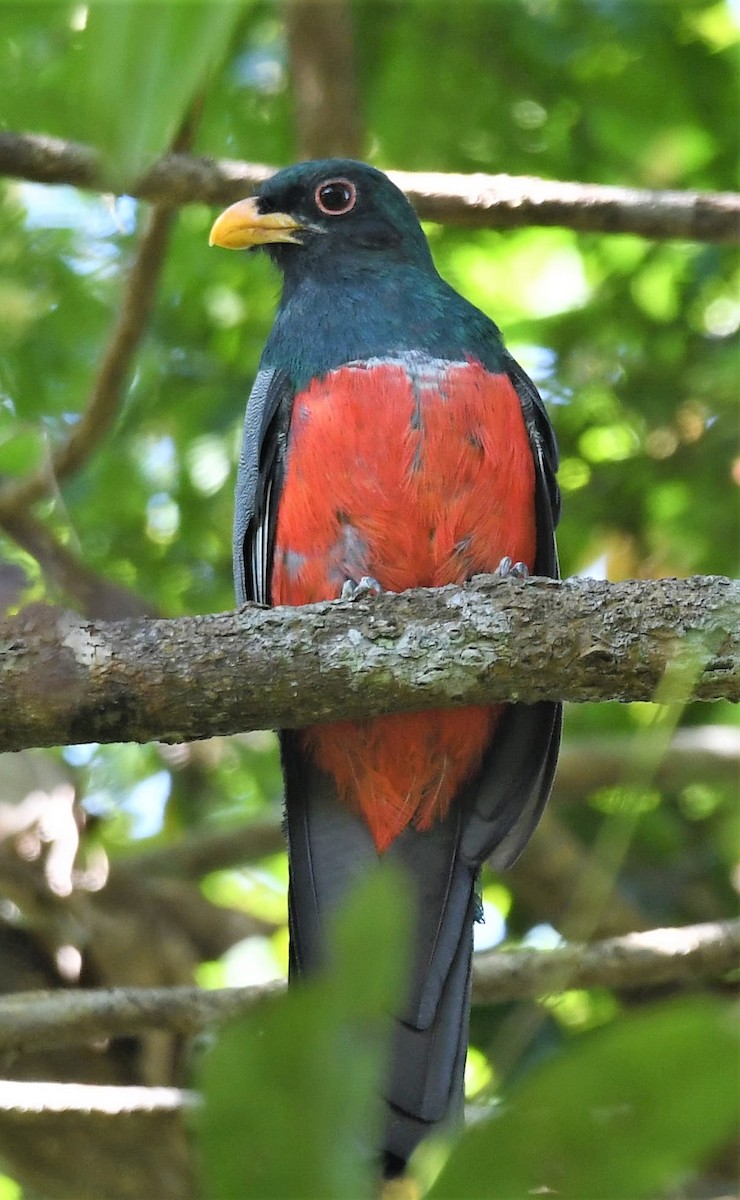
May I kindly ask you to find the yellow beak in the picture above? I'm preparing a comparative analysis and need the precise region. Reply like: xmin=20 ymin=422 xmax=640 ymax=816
xmin=208 ymin=198 xmax=303 ymax=249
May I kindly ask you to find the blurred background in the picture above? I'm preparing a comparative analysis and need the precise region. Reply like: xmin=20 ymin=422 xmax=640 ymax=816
xmin=0 ymin=2 xmax=737 ymax=1198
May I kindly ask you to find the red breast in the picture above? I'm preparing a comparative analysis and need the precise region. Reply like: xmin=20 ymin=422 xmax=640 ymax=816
xmin=272 ymin=355 xmax=536 ymax=850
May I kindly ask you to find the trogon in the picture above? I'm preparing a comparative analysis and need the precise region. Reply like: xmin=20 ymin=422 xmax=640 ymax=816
xmin=209 ymin=160 xmax=561 ymax=1180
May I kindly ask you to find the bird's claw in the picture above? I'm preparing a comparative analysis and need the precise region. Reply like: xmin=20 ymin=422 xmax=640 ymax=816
xmin=493 ymin=556 xmax=530 ymax=580
xmin=341 ymin=575 xmax=384 ymax=601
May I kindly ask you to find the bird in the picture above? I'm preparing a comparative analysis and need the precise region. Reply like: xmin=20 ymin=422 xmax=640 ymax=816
xmin=209 ymin=159 xmax=561 ymax=1182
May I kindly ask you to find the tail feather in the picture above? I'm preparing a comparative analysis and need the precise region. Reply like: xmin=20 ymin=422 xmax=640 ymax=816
xmin=283 ymin=698 xmax=559 ymax=1175
xmin=283 ymin=731 xmax=378 ymax=975
xmin=384 ymin=923 xmax=472 ymax=1167
xmin=387 ymin=892 xmax=475 ymax=1124
xmin=486 ymin=703 xmax=562 ymax=871
xmin=283 ymin=732 xmax=476 ymax=1168
xmin=385 ymin=811 xmax=475 ymax=1028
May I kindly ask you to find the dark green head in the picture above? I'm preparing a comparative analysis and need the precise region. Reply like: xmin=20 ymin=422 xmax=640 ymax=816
xmin=210 ymin=158 xmax=506 ymax=381
xmin=209 ymin=158 xmax=436 ymax=281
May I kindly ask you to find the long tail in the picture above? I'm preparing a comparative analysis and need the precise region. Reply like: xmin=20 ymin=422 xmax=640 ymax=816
xmin=283 ymin=698 xmax=560 ymax=1174
xmin=283 ymin=732 xmax=478 ymax=1175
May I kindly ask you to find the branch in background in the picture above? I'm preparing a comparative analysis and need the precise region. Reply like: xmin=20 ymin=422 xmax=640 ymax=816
xmin=0 ymin=102 xmax=202 ymax=525
xmin=506 ymin=808 xmax=649 ymax=939
xmin=0 ymin=983 xmax=281 ymax=1056
xmin=0 ymin=203 xmax=174 ymax=519
xmin=114 ymin=804 xmax=652 ymax=945
xmin=113 ymin=724 xmax=738 ymax=895
xmin=0 ymin=112 xmax=202 ymax=624
xmin=0 ymin=507 xmax=156 ymax=619
xmin=0 ymin=919 xmax=735 ymax=1055
xmin=475 ymin=917 xmax=740 ymax=1002
xmin=116 ymin=817 xmax=285 ymax=880
xmin=284 ymin=0 xmax=362 ymax=159
xmin=0 ymin=1080 xmax=194 ymax=1114
xmin=392 ymin=168 xmax=740 ymax=243
xmin=0 ymin=1082 xmax=195 ymax=1200
xmin=555 ymin=726 xmax=740 ymax=805
xmin=1 ymin=132 xmax=738 ymax=243
xmin=1 ymin=575 xmax=737 ymax=753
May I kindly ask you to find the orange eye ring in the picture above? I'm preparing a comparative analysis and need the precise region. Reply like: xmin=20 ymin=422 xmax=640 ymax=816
xmin=314 ymin=178 xmax=357 ymax=216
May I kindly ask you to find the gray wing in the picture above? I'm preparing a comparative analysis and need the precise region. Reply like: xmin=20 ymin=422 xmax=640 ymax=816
xmin=233 ymin=367 xmax=294 ymax=606
xmin=504 ymin=351 xmax=560 ymax=575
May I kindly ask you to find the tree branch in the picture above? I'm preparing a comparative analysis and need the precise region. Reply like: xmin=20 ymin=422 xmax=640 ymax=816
xmin=472 ymin=918 xmax=740 ymax=1003
xmin=0 ymin=507 xmax=156 ymax=619
xmin=1 ymin=132 xmax=738 ymax=243
xmin=1 ymin=576 xmax=737 ymax=753
xmin=115 ymin=817 xmax=285 ymax=879
xmin=392 ymin=169 xmax=740 ymax=243
xmin=0 ymin=1080 xmax=193 ymax=1114
xmin=0 ymin=919 xmax=735 ymax=1056
xmin=554 ymin=725 xmax=740 ymax=804
xmin=0 ymin=1082 xmax=196 ymax=1200
xmin=284 ymin=0 xmax=362 ymax=159
xmin=0 ymin=203 xmax=175 ymax=519
xmin=110 ymin=726 xmax=738 ymax=892
xmin=0 ymin=102 xmax=203 ymax=522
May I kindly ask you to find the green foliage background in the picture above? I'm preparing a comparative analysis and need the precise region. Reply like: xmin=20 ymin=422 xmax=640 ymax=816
xmin=0 ymin=2 xmax=737 ymax=1198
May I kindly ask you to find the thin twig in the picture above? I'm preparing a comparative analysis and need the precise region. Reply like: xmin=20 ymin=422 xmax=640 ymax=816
xmin=0 ymin=919 xmax=735 ymax=1055
xmin=0 ymin=101 xmax=202 ymax=522
xmin=0 ymin=204 xmax=174 ymax=519
xmin=1 ymin=132 xmax=738 ymax=243
xmin=0 ymin=506 xmax=156 ymax=618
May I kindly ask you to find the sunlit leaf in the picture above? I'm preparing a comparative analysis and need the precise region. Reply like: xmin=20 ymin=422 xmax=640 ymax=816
xmin=0 ymin=2 xmax=247 ymax=181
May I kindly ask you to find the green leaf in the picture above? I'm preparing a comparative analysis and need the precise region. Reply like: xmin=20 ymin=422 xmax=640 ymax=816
xmin=0 ymin=2 xmax=247 ymax=183
xmin=76 ymin=0 xmax=247 ymax=181
xmin=428 ymin=998 xmax=738 ymax=1200
xmin=0 ymin=428 xmax=45 ymax=475
xmin=0 ymin=1174 xmax=22 ymax=1200
xmin=196 ymin=863 xmax=412 ymax=1200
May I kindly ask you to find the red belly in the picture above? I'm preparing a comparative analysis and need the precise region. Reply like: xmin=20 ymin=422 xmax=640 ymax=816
xmin=272 ymin=357 xmax=536 ymax=850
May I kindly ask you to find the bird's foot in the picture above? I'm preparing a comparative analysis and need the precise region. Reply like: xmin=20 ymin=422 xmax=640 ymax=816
xmin=341 ymin=575 xmax=384 ymax=601
xmin=493 ymin=555 xmax=530 ymax=581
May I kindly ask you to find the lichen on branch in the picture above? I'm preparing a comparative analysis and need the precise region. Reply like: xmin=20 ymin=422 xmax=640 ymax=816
xmin=0 ymin=575 xmax=737 ymax=754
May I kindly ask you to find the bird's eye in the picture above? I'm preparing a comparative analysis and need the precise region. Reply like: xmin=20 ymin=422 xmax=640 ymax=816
xmin=314 ymin=178 xmax=357 ymax=216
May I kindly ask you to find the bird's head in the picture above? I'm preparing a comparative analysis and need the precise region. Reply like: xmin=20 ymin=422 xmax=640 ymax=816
xmin=209 ymin=159 xmax=435 ymax=280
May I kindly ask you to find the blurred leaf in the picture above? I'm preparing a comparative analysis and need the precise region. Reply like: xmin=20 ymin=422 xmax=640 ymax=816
xmin=0 ymin=1 xmax=247 ymax=181
xmin=77 ymin=1 xmax=247 ymax=179
xmin=0 ymin=1174 xmax=22 ymax=1200
xmin=197 ymin=863 xmax=412 ymax=1199
xmin=0 ymin=427 xmax=45 ymax=475
xmin=428 ymin=998 xmax=738 ymax=1200
xmin=589 ymin=785 xmax=662 ymax=816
